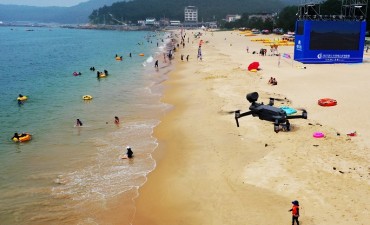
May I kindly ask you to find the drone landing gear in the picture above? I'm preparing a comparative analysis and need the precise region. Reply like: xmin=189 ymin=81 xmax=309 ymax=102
xmin=274 ymin=120 xmax=291 ymax=133
xmin=274 ymin=120 xmax=280 ymax=133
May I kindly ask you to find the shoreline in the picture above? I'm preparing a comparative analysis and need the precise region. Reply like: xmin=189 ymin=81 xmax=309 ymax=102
xmin=132 ymin=30 xmax=370 ymax=224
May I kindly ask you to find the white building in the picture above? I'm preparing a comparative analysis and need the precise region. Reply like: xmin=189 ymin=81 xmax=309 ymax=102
xmin=225 ymin=14 xmax=241 ymax=22
xmin=170 ymin=20 xmax=181 ymax=26
xmin=184 ymin=6 xmax=198 ymax=23
xmin=145 ymin=18 xmax=156 ymax=25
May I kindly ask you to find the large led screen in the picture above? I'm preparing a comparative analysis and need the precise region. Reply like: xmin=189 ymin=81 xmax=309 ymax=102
xmin=309 ymin=21 xmax=361 ymax=50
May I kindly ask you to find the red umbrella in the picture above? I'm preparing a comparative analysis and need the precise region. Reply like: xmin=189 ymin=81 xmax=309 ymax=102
xmin=248 ymin=62 xmax=260 ymax=71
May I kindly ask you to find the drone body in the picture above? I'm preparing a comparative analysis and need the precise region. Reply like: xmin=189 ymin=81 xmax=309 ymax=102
xmin=234 ymin=92 xmax=307 ymax=133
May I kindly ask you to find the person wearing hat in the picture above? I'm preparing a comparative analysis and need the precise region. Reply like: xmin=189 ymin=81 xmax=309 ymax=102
xmin=126 ymin=146 xmax=133 ymax=159
xmin=289 ymin=200 xmax=300 ymax=225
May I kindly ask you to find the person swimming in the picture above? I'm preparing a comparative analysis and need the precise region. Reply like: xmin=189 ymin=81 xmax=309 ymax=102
xmin=12 ymin=132 xmax=20 ymax=140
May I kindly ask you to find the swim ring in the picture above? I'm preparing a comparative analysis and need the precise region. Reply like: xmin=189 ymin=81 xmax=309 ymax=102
xmin=280 ymin=106 xmax=297 ymax=115
xmin=17 ymin=96 xmax=28 ymax=101
xmin=99 ymin=73 xmax=106 ymax=78
xmin=250 ymin=69 xmax=257 ymax=72
xmin=139 ymin=53 xmax=145 ymax=56
xmin=13 ymin=133 xmax=32 ymax=143
xmin=115 ymin=57 xmax=122 ymax=61
xmin=82 ymin=95 xmax=93 ymax=100
xmin=313 ymin=132 xmax=325 ymax=138
xmin=318 ymin=98 xmax=337 ymax=107
xmin=73 ymin=72 xmax=81 ymax=76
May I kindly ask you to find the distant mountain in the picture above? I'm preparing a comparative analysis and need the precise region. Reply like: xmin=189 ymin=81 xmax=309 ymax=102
xmin=0 ymin=0 xmax=126 ymax=24
xmin=280 ymin=0 xmax=300 ymax=6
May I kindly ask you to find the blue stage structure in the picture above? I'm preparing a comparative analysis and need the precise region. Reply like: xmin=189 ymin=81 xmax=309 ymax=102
xmin=293 ymin=0 xmax=368 ymax=64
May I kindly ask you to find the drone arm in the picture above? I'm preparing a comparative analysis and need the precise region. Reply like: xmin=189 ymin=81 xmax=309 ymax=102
xmin=235 ymin=110 xmax=253 ymax=127
xmin=286 ymin=115 xmax=303 ymax=119
xmin=286 ymin=111 xmax=307 ymax=120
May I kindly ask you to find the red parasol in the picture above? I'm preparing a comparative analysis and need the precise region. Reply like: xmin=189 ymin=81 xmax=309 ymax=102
xmin=248 ymin=62 xmax=260 ymax=71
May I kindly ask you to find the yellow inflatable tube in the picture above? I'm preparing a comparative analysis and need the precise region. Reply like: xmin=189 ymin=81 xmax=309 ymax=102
xmin=17 ymin=96 xmax=28 ymax=101
xmin=82 ymin=95 xmax=93 ymax=100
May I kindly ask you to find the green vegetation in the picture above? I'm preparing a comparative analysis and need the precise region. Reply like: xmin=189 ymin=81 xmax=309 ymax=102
xmin=88 ymin=0 xmax=286 ymax=24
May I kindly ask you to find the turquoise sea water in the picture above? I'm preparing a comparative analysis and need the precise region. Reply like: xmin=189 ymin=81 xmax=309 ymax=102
xmin=0 ymin=27 xmax=173 ymax=224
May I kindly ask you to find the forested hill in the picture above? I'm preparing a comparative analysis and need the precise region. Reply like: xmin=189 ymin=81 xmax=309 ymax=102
xmin=89 ymin=0 xmax=288 ymax=24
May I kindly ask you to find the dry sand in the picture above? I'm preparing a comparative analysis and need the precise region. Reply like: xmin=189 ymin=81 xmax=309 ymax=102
xmin=132 ymin=30 xmax=370 ymax=225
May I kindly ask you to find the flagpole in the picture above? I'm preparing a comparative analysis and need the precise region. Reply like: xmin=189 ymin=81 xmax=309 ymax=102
xmin=291 ymin=54 xmax=294 ymax=67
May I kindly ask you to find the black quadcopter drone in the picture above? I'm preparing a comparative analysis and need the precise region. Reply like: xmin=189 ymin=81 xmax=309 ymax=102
xmin=234 ymin=92 xmax=307 ymax=133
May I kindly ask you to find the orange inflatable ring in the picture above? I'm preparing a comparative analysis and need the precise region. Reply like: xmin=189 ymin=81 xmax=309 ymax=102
xmin=318 ymin=98 xmax=337 ymax=107
xmin=13 ymin=133 xmax=32 ymax=143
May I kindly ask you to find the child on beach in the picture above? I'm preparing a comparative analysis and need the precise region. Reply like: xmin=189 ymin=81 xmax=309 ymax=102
xmin=289 ymin=200 xmax=300 ymax=225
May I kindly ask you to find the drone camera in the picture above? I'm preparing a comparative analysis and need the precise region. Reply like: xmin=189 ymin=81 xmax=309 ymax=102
xmin=246 ymin=92 xmax=259 ymax=103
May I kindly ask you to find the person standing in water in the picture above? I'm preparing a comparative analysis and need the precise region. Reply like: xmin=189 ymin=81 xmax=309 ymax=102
xmin=76 ymin=119 xmax=83 ymax=127
xmin=114 ymin=116 xmax=120 ymax=125
xmin=126 ymin=146 xmax=133 ymax=158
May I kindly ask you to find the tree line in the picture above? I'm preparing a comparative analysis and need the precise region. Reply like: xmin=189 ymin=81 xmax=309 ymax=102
xmin=223 ymin=0 xmax=370 ymax=33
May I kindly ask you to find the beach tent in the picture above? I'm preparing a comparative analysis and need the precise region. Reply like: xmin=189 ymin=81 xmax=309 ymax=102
xmin=248 ymin=62 xmax=260 ymax=71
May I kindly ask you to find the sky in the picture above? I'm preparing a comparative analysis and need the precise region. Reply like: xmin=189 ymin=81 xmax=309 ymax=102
xmin=0 ymin=0 xmax=88 ymax=7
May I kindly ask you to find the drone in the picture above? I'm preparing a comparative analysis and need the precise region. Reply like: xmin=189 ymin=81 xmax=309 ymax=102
xmin=233 ymin=92 xmax=307 ymax=133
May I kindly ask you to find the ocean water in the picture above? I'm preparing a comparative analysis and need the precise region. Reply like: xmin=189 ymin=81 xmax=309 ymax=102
xmin=0 ymin=26 xmax=173 ymax=224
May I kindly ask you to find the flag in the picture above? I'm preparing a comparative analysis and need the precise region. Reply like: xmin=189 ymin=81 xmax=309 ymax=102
xmin=282 ymin=53 xmax=291 ymax=59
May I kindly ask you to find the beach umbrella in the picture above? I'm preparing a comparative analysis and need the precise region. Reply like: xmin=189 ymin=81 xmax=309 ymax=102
xmin=248 ymin=62 xmax=260 ymax=71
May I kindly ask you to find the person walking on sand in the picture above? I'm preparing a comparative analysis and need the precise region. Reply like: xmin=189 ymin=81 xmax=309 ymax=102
xmin=154 ymin=60 xmax=159 ymax=68
xmin=289 ymin=200 xmax=300 ymax=225
xmin=186 ymin=55 xmax=189 ymax=62
xmin=126 ymin=146 xmax=133 ymax=158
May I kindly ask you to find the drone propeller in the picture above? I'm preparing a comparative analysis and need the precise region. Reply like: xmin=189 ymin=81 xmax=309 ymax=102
xmin=218 ymin=110 xmax=239 ymax=115
xmin=270 ymin=97 xmax=289 ymax=102
xmin=296 ymin=107 xmax=307 ymax=112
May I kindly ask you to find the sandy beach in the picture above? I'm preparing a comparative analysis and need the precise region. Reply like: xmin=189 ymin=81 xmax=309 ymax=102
xmin=132 ymin=30 xmax=370 ymax=225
